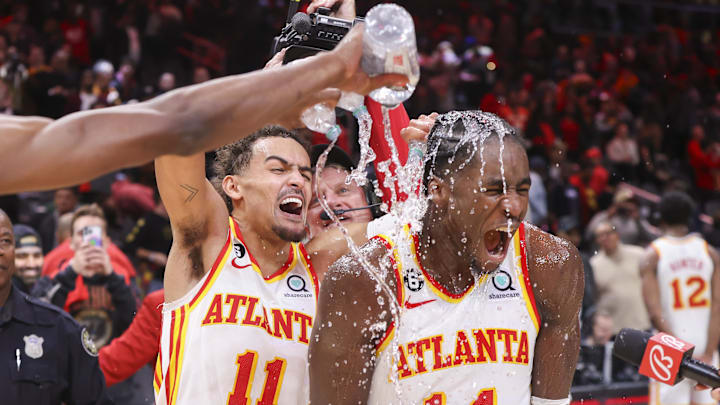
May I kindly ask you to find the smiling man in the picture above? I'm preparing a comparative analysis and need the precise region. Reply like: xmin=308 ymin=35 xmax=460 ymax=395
xmin=11 ymin=225 xmax=44 ymax=293
xmin=310 ymin=111 xmax=585 ymax=405
xmin=307 ymin=144 xmax=376 ymax=239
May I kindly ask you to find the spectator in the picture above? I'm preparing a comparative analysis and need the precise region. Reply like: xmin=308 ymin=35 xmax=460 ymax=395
xmin=99 ymin=289 xmax=163 ymax=387
xmin=33 ymin=204 xmax=137 ymax=349
xmin=11 ymin=224 xmax=44 ymax=293
xmin=123 ymin=200 xmax=171 ymax=293
xmin=687 ymin=124 xmax=720 ymax=205
xmin=605 ymin=122 xmax=639 ymax=181
xmin=0 ymin=208 xmax=112 ymax=405
xmin=37 ymin=188 xmax=78 ymax=254
xmin=589 ymin=221 xmax=650 ymax=334
xmin=586 ymin=187 xmax=659 ymax=247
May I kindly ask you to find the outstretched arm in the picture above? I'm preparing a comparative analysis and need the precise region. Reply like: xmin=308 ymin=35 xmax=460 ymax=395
xmin=0 ymin=24 xmax=404 ymax=195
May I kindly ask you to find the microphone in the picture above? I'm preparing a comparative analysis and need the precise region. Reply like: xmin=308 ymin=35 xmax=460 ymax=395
xmin=613 ymin=328 xmax=720 ymax=388
xmin=319 ymin=204 xmax=381 ymax=221
xmin=291 ymin=12 xmax=312 ymax=35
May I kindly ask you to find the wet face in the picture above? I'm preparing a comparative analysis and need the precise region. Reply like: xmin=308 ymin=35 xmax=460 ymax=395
xmin=0 ymin=215 xmax=15 ymax=294
xmin=14 ymin=246 xmax=43 ymax=287
xmin=234 ymin=138 xmax=312 ymax=243
xmin=307 ymin=166 xmax=372 ymax=238
xmin=433 ymin=137 xmax=530 ymax=272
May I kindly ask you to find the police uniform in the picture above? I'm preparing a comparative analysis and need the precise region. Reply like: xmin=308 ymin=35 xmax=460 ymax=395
xmin=0 ymin=285 xmax=112 ymax=405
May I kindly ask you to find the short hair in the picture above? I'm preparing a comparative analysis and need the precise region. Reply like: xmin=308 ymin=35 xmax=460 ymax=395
xmin=658 ymin=191 xmax=695 ymax=226
xmin=422 ymin=110 xmax=522 ymax=194
xmin=70 ymin=204 xmax=106 ymax=235
xmin=212 ymin=126 xmax=309 ymax=212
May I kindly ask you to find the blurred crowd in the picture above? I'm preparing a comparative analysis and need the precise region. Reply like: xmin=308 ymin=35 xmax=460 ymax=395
xmin=2 ymin=0 xmax=720 ymax=398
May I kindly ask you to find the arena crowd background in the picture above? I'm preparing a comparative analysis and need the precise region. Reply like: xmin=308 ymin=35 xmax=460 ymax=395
xmin=1 ymin=0 xmax=720 ymax=403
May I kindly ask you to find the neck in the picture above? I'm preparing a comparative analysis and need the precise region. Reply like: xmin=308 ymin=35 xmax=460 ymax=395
xmin=0 ymin=282 xmax=11 ymax=307
xmin=232 ymin=214 xmax=293 ymax=278
xmin=417 ymin=217 xmax=475 ymax=295
xmin=665 ymin=225 xmax=689 ymax=237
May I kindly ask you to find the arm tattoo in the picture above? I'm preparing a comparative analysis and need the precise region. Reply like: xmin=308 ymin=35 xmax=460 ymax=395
xmin=180 ymin=184 xmax=199 ymax=203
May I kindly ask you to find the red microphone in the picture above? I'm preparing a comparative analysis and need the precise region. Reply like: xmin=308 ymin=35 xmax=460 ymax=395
xmin=613 ymin=328 xmax=720 ymax=388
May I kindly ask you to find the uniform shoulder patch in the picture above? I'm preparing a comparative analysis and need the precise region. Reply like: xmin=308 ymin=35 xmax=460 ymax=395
xmin=81 ymin=328 xmax=98 ymax=357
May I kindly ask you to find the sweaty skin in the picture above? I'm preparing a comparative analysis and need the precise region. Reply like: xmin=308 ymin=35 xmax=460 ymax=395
xmin=0 ymin=24 xmax=404 ymax=195
xmin=309 ymin=135 xmax=584 ymax=404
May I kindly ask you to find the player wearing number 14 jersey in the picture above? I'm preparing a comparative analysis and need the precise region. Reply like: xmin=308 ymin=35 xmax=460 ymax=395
xmin=310 ymin=112 xmax=585 ymax=405
xmin=641 ymin=191 xmax=720 ymax=405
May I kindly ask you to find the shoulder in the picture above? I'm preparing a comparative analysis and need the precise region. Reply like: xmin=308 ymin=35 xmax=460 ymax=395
xmin=625 ymin=244 xmax=645 ymax=256
xmin=524 ymin=224 xmax=584 ymax=318
xmin=24 ymin=293 xmax=81 ymax=331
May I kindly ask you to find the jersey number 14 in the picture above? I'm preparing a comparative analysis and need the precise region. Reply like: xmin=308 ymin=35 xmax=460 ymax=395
xmin=425 ymin=388 xmax=497 ymax=405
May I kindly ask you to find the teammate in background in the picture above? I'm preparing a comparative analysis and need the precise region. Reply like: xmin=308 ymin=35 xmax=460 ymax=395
xmin=310 ymin=111 xmax=584 ymax=404
xmin=641 ymin=191 xmax=720 ymax=405
xmin=0 ymin=24 xmax=405 ymax=195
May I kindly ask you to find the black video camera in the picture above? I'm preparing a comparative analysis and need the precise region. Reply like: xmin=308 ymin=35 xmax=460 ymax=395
xmin=271 ymin=7 xmax=363 ymax=64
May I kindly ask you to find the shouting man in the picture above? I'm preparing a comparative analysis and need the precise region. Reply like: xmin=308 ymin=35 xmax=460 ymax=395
xmin=310 ymin=111 xmax=584 ymax=405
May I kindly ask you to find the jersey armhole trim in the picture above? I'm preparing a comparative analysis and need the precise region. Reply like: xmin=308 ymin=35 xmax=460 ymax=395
xmin=650 ymin=241 xmax=662 ymax=260
xmin=370 ymin=234 xmax=405 ymax=307
xmin=375 ymin=321 xmax=396 ymax=355
xmin=298 ymin=243 xmax=320 ymax=301
xmin=517 ymin=223 xmax=541 ymax=332
xmin=185 ymin=218 xmax=234 ymax=312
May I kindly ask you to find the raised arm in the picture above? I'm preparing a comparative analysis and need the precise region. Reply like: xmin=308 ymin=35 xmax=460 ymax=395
xmin=528 ymin=228 xmax=584 ymax=400
xmin=309 ymin=244 xmax=393 ymax=404
xmin=640 ymin=245 xmax=671 ymax=333
xmin=0 ymin=24 xmax=405 ymax=195
xmin=155 ymin=151 xmax=228 ymax=302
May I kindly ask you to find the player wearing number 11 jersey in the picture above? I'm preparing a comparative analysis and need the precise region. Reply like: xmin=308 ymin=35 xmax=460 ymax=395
xmin=641 ymin=191 xmax=720 ymax=405
xmin=154 ymin=128 xmax=363 ymax=405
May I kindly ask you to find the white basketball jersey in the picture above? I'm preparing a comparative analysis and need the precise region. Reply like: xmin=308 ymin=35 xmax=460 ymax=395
xmin=368 ymin=223 xmax=540 ymax=405
xmin=651 ymin=234 xmax=714 ymax=354
xmin=154 ymin=218 xmax=318 ymax=405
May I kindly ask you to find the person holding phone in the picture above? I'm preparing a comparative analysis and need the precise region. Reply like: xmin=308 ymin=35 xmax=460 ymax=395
xmin=32 ymin=204 xmax=136 ymax=351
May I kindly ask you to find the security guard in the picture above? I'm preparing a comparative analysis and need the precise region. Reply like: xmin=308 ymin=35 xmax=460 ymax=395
xmin=0 ymin=209 xmax=112 ymax=404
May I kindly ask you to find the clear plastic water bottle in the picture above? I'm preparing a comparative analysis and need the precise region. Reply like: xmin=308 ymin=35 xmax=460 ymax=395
xmin=300 ymin=103 xmax=341 ymax=141
xmin=361 ymin=3 xmax=420 ymax=108
xmin=337 ymin=91 xmax=365 ymax=113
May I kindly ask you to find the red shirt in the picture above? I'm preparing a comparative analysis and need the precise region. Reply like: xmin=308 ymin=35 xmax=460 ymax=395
xmin=688 ymin=139 xmax=720 ymax=191
xmin=99 ymin=290 xmax=163 ymax=386
xmin=42 ymin=239 xmax=137 ymax=281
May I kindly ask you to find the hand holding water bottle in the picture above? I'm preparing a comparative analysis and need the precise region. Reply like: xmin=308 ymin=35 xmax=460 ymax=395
xmin=361 ymin=3 xmax=420 ymax=107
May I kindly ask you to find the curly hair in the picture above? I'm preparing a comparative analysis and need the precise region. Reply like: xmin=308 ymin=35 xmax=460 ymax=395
xmin=212 ymin=126 xmax=309 ymax=212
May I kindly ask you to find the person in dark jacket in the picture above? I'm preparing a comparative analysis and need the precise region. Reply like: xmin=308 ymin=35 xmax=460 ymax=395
xmin=0 ymin=208 xmax=112 ymax=405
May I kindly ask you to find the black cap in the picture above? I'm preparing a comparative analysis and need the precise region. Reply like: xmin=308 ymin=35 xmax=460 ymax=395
xmin=13 ymin=224 xmax=42 ymax=250
xmin=310 ymin=144 xmax=356 ymax=171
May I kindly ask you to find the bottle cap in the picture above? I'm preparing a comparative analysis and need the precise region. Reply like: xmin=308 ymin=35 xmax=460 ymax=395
xmin=326 ymin=125 xmax=342 ymax=142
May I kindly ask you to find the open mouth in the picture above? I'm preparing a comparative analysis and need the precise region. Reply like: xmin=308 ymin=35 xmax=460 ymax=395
xmin=322 ymin=214 xmax=350 ymax=227
xmin=484 ymin=226 xmax=514 ymax=259
xmin=279 ymin=196 xmax=303 ymax=217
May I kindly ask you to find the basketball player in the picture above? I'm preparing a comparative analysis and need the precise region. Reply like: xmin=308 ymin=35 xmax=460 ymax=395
xmin=641 ymin=191 xmax=720 ymax=405
xmin=153 ymin=121 xmax=380 ymax=404
xmin=310 ymin=111 xmax=584 ymax=405
xmin=0 ymin=24 xmax=404 ymax=195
